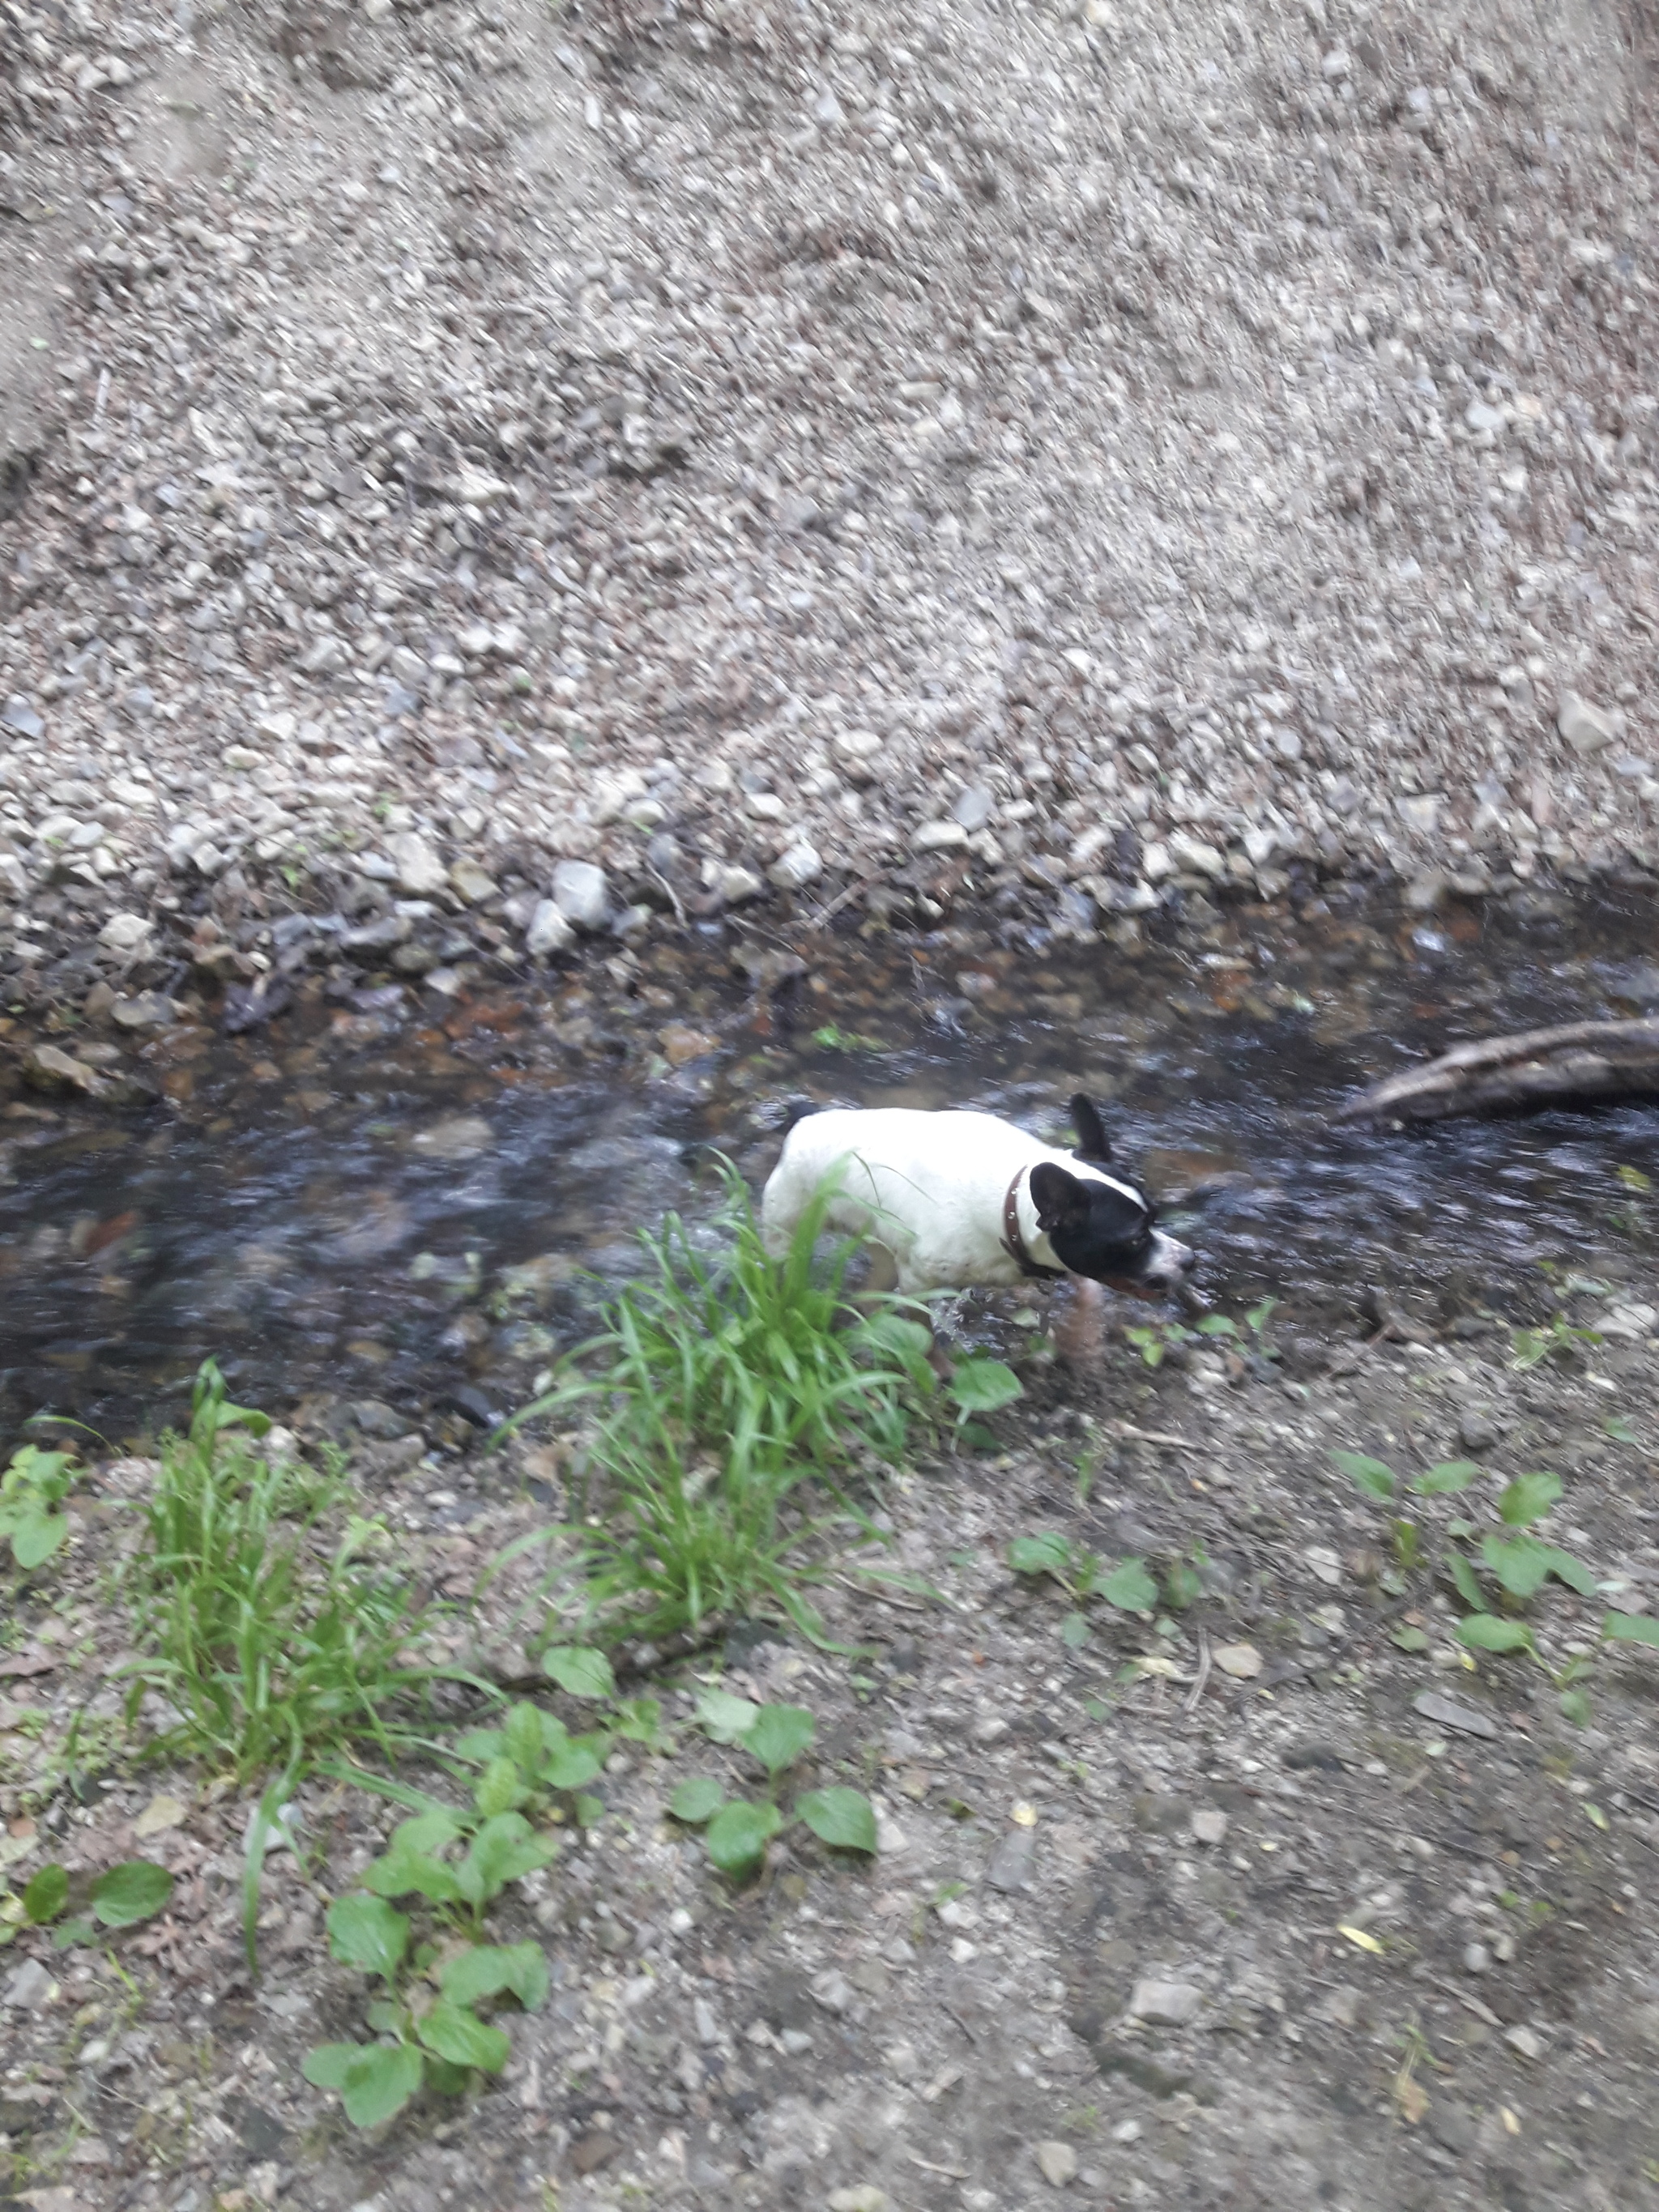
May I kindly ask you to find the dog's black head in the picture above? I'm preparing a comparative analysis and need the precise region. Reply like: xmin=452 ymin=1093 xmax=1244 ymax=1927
xmin=1027 ymin=1093 xmax=1196 ymax=1297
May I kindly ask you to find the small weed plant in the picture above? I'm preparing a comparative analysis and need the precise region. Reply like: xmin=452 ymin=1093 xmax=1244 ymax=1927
xmin=1510 ymin=1313 xmax=1602 ymax=1370
xmin=1337 ymin=1449 xmax=1659 ymax=1720
xmin=0 ymin=1444 xmax=78 ymax=1571
xmin=500 ymin=1161 xmax=1020 ymax=1644
xmin=122 ymin=1360 xmax=462 ymax=1782
xmin=1008 ymin=1529 xmax=1159 ymax=1648
xmin=9 ymin=1859 xmax=173 ymax=1950
xmin=667 ymin=1687 xmax=878 ymax=1878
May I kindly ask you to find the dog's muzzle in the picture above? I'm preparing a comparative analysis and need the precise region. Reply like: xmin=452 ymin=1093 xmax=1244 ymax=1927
xmin=1130 ymin=1231 xmax=1196 ymax=1296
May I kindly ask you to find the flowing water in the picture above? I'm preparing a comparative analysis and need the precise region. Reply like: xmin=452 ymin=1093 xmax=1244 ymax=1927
xmin=5 ymin=882 xmax=1659 ymax=1439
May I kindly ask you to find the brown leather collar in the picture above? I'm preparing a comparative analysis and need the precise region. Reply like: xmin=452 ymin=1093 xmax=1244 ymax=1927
xmin=1001 ymin=1172 xmax=1066 ymax=1281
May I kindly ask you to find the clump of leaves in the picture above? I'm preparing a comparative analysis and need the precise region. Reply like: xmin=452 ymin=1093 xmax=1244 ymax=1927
xmin=303 ymin=1893 xmax=548 ymax=2129
xmin=305 ymin=1714 xmax=568 ymax=2129
xmin=0 ymin=1445 xmax=79 ymax=1572
xmin=9 ymin=1859 xmax=173 ymax=1950
xmin=1511 ymin=1314 xmax=1601 ymax=1370
xmin=1008 ymin=1529 xmax=1158 ymax=1649
xmin=120 ymin=1358 xmax=464 ymax=1783
xmin=667 ymin=1691 xmax=878 ymax=1880
xmin=1124 ymin=1320 xmax=1191 ymax=1370
xmin=1333 ymin=1451 xmax=1481 ymax=1584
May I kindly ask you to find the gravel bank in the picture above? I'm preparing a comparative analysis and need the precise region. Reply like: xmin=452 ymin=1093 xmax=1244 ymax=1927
xmin=0 ymin=0 xmax=1657 ymax=990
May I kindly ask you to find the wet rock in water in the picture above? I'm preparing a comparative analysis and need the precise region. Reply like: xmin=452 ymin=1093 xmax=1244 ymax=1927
xmin=552 ymin=859 xmax=611 ymax=931
xmin=411 ymin=1113 xmax=495 ymax=1159
xmin=659 ymin=1022 xmax=720 ymax=1067
xmin=24 ymin=1043 xmax=100 ymax=1093
xmin=390 ymin=833 xmax=450 ymax=896
xmin=526 ymin=899 xmax=575 ymax=958
xmin=347 ymin=1398 xmax=418 ymax=1440
xmin=109 ymin=991 xmax=176 ymax=1032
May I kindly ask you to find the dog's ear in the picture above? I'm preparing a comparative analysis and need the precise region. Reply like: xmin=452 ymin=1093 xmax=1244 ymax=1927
xmin=1030 ymin=1161 xmax=1091 ymax=1233
xmin=1069 ymin=1093 xmax=1112 ymax=1165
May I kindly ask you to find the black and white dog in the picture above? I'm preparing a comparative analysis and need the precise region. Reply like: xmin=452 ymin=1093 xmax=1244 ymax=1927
xmin=761 ymin=1093 xmax=1194 ymax=1301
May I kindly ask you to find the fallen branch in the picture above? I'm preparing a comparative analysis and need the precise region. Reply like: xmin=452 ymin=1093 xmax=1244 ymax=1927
xmin=1337 ymin=1018 xmax=1659 ymax=1126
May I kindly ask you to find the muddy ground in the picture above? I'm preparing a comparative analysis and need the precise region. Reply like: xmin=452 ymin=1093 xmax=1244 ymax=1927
xmin=3 ymin=1178 xmax=1659 ymax=2212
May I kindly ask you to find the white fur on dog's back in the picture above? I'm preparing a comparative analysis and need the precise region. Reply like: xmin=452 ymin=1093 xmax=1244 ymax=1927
xmin=760 ymin=1106 xmax=1148 ymax=1294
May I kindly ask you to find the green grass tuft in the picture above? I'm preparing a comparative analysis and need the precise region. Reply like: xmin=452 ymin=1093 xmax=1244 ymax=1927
xmin=500 ymin=1159 xmax=941 ymax=1646
xmin=121 ymin=1360 xmax=467 ymax=1783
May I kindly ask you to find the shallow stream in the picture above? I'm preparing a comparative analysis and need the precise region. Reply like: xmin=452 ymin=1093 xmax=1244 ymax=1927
xmin=5 ymin=882 xmax=1659 ymax=1439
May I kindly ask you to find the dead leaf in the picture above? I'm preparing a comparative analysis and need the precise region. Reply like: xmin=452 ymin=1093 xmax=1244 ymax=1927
xmin=1394 ymin=2073 xmax=1428 ymax=2125
xmin=1337 ymin=1923 xmax=1386 ymax=1955
xmin=1213 ymin=1642 xmax=1264 ymax=1679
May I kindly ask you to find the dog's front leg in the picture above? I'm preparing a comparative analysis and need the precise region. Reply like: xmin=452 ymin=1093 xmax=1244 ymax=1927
xmin=1054 ymin=1276 xmax=1107 ymax=1370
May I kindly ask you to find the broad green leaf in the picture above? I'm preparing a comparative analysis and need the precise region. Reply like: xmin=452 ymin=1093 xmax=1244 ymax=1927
xmin=91 ymin=1861 xmax=173 ymax=1929
xmin=301 ymin=2043 xmax=363 ymax=2091
xmin=1008 ymin=1532 xmax=1072 ymax=1579
xmin=1331 ymin=1451 xmax=1397 ymax=1502
xmin=475 ymin=1756 xmax=527 ymax=1822
xmin=796 ymin=1787 xmax=877 ymax=1854
xmin=1606 ymin=1611 xmax=1659 ymax=1647
xmin=574 ymin=1793 xmax=603 ymax=1829
xmin=1456 ymin=1614 xmax=1533 ymax=1654
xmin=743 ymin=1703 xmax=815 ymax=1779
xmin=23 ymin=1865 xmax=68 ymax=1924
xmin=705 ymin=1800 xmax=782 ymax=1879
xmin=327 ymin=1894 xmax=410 ymax=1980
xmin=1448 ymin=1554 xmax=1487 ymax=1612
xmin=504 ymin=1703 xmax=550 ymax=1774
xmin=416 ymin=1998 xmax=511 ymax=2073
xmin=453 ymin=1728 xmax=505 ymax=1764
xmin=1617 ymin=1163 xmax=1653 ymax=1191
xmin=542 ymin=1737 xmax=605 ymax=1793
xmin=1499 ymin=1472 xmax=1562 ymax=1528
xmin=1559 ymin=1689 xmax=1593 ymax=1727
xmin=696 ymin=1687 xmax=760 ymax=1744
xmin=668 ymin=1776 xmax=727 ymax=1826
xmin=1195 ymin=1315 xmax=1237 ymax=1337
xmin=52 ymin=1916 xmax=96 ymax=1949
xmin=948 ymin=1358 xmax=1023 ymax=1417
xmin=363 ymin=1828 xmax=464 ymax=1906
xmin=1060 ymin=1610 xmax=1091 ymax=1649
xmin=440 ymin=1941 xmax=549 ymax=2013
xmin=1482 ymin=1533 xmax=1554 ymax=1601
xmin=612 ymin=1694 xmax=667 ymax=1749
xmin=543 ymin=1647 xmax=616 ymax=1699
xmin=1099 ymin=1558 xmax=1158 ymax=1613
xmin=1390 ymin=1626 xmax=1431 ymax=1653
xmin=1537 ymin=1546 xmax=1597 ymax=1597
xmin=457 ymin=1813 xmax=555 ymax=1907
xmin=1412 ymin=1460 xmax=1479 ymax=1496
xmin=11 ymin=1509 xmax=68 ymax=1570
xmin=1605 ymin=1414 xmax=1640 ymax=1444
xmin=305 ymin=2041 xmax=424 ymax=2129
